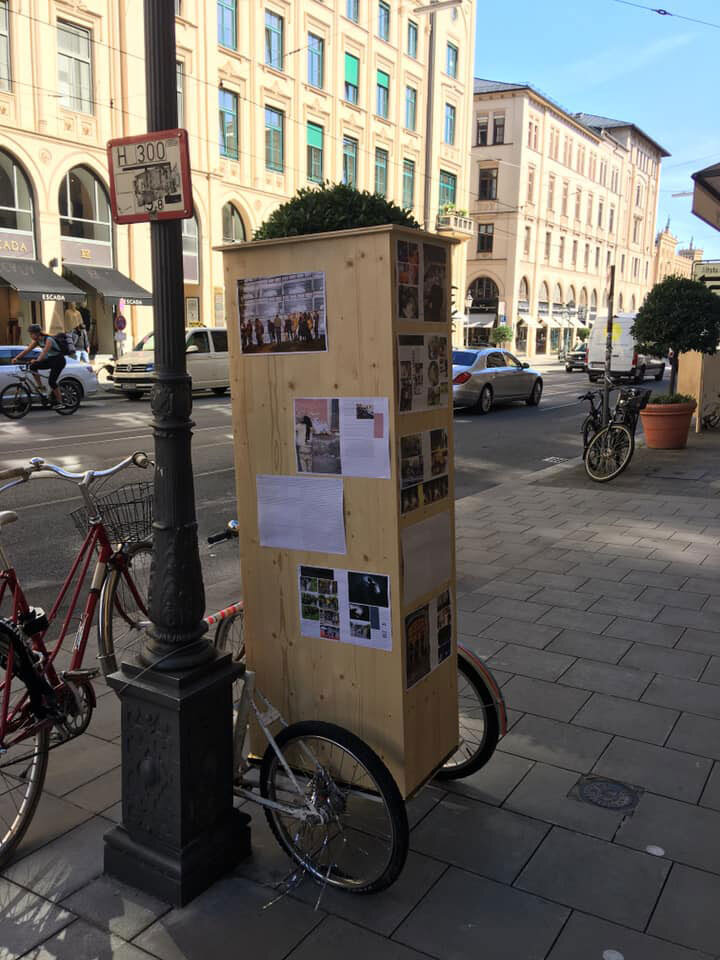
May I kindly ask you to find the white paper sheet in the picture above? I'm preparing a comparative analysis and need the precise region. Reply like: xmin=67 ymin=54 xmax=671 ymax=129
xmin=293 ymin=397 xmax=390 ymax=478
xmin=298 ymin=564 xmax=392 ymax=651
xmin=256 ymin=475 xmax=346 ymax=554
xmin=401 ymin=511 xmax=452 ymax=607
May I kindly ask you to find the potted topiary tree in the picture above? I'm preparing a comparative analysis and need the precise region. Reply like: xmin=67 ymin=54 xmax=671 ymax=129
xmin=489 ymin=324 xmax=513 ymax=348
xmin=576 ymin=327 xmax=590 ymax=343
xmin=632 ymin=275 xmax=720 ymax=449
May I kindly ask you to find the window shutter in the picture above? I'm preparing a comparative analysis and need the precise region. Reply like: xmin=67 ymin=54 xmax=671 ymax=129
xmin=345 ymin=53 xmax=359 ymax=85
xmin=307 ymin=122 xmax=323 ymax=150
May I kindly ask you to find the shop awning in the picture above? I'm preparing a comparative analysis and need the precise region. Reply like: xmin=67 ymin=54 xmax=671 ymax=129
xmin=692 ymin=162 xmax=720 ymax=233
xmin=64 ymin=265 xmax=153 ymax=306
xmin=466 ymin=314 xmax=495 ymax=328
xmin=0 ymin=257 xmax=84 ymax=302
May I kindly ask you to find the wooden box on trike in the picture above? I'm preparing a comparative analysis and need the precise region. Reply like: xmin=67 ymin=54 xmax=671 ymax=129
xmin=220 ymin=225 xmax=459 ymax=800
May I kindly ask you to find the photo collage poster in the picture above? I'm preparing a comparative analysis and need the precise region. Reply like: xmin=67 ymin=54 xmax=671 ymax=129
xmin=293 ymin=397 xmax=390 ymax=478
xmin=299 ymin=565 xmax=392 ymax=651
xmin=398 ymin=334 xmax=449 ymax=413
xmin=238 ymin=271 xmax=327 ymax=355
xmin=399 ymin=427 xmax=449 ymax=515
xmin=396 ymin=239 xmax=448 ymax=324
xmin=404 ymin=589 xmax=452 ymax=690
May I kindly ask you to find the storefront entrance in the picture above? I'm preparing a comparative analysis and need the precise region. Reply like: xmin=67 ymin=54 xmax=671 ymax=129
xmin=535 ymin=325 xmax=548 ymax=355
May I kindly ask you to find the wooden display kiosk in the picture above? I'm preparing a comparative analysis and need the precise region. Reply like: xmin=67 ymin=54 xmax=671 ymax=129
xmin=221 ymin=224 xmax=458 ymax=798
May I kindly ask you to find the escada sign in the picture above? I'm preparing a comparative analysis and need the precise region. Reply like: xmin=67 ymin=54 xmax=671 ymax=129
xmin=0 ymin=231 xmax=35 ymax=260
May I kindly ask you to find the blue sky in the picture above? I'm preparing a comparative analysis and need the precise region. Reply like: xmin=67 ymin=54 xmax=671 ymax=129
xmin=472 ymin=0 xmax=720 ymax=259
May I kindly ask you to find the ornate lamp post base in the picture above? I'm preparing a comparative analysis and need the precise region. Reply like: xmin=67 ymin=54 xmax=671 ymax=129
xmin=104 ymin=656 xmax=251 ymax=907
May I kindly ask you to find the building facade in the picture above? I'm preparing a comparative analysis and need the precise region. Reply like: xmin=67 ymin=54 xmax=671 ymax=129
xmin=0 ymin=0 xmax=475 ymax=353
xmin=653 ymin=225 xmax=703 ymax=283
xmin=463 ymin=80 xmax=668 ymax=357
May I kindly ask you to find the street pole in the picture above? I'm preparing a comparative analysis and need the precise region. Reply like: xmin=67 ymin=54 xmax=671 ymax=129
xmin=423 ymin=9 xmax=436 ymax=232
xmin=602 ymin=265 xmax=616 ymax=427
xmin=104 ymin=0 xmax=249 ymax=906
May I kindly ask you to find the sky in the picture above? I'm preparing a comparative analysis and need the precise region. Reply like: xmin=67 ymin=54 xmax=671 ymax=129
xmin=472 ymin=0 xmax=720 ymax=259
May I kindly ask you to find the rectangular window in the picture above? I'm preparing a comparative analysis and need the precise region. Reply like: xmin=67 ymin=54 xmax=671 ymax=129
xmin=575 ymin=188 xmax=581 ymax=219
xmin=439 ymin=169 xmax=456 ymax=207
xmin=477 ymin=223 xmax=493 ymax=253
xmin=346 ymin=0 xmax=359 ymax=21
xmin=609 ymin=207 xmax=615 ymax=232
xmin=217 ymin=0 xmax=236 ymax=49
xmin=219 ymin=88 xmax=238 ymax=159
xmin=598 ymin=200 xmax=604 ymax=228
xmin=176 ymin=61 xmax=184 ymax=127
xmin=586 ymin=193 xmax=593 ymax=226
xmin=621 ymin=253 xmax=625 ymax=275
xmin=595 ymin=246 xmax=600 ymax=268
xmin=175 ymin=0 xmax=181 ymax=14
xmin=407 ymin=20 xmax=418 ymax=57
xmin=265 ymin=106 xmax=284 ymax=171
xmin=378 ymin=0 xmax=390 ymax=40
xmin=527 ymin=121 xmax=533 ymax=148
xmin=633 ymin=217 xmax=641 ymax=243
xmin=307 ymin=122 xmax=323 ymax=183
xmin=343 ymin=136 xmax=358 ymax=187
xmin=584 ymin=243 xmax=589 ymax=269
xmin=493 ymin=115 xmax=505 ymax=145
xmin=376 ymin=69 xmax=389 ymax=118
xmin=446 ymin=42 xmax=458 ymax=78
xmin=402 ymin=158 xmax=415 ymax=209
xmin=444 ymin=103 xmax=455 ymax=145
xmin=544 ymin=232 xmax=551 ymax=259
xmin=547 ymin=174 xmax=555 ymax=211
xmin=0 ymin=1 xmax=10 ymax=91
xmin=344 ymin=53 xmax=359 ymax=104
xmin=561 ymin=180 xmax=568 ymax=216
xmin=57 ymin=21 xmax=93 ymax=114
xmin=524 ymin=226 xmax=531 ymax=256
xmin=479 ymin=167 xmax=497 ymax=200
xmin=308 ymin=33 xmax=323 ymax=88
xmin=633 ymin=257 xmax=639 ymax=278
xmin=374 ymin=147 xmax=388 ymax=196
xmin=265 ymin=10 xmax=283 ymax=70
xmin=559 ymin=236 xmax=565 ymax=265
xmin=527 ymin=167 xmax=535 ymax=202
xmin=607 ymin=250 xmax=611 ymax=267
xmin=572 ymin=239 xmax=577 ymax=264
xmin=405 ymin=86 xmax=417 ymax=131
xmin=476 ymin=116 xmax=488 ymax=146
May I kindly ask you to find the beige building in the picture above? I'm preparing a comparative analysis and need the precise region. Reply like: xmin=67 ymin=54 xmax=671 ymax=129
xmin=653 ymin=223 xmax=703 ymax=283
xmin=463 ymin=79 xmax=668 ymax=358
xmin=0 ymin=0 xmax=475 ymax=353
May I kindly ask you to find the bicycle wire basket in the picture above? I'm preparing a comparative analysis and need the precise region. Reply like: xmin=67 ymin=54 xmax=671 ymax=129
xmin=70 ymin=481 xmax=154 ymax=543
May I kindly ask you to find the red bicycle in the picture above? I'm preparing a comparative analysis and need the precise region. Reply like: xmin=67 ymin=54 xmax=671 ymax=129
xmin=0 ymin=452 xmax=153 ymax=866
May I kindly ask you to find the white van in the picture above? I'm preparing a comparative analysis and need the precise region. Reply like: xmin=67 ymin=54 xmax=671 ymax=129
xmin=586 ymin=313 xmax=665 ymax=383
xmin=113 ymin=327 xmax=230 ymax=398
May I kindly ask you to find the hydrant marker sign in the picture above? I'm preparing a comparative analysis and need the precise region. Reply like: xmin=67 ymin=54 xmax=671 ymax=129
xmin=107 ymin=128 xmax=193 ymax=224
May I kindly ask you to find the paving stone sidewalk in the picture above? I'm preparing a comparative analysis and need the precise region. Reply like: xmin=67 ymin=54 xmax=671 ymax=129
xmin=3 ymin=432 xmax=720 ymax=959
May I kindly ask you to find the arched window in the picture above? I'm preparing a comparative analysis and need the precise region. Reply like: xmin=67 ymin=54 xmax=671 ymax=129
xmin=618 ymin=292 xmax=624 ymax=311
xmin=59 ymin=167 xmax=111 ymax=245
xmin=0 ymin=150 xmax=35 ymax=255
xmin=602 ymin=290 xmax=608 ymax=307
xmin=538 ymin=281 xmax=549 ymax=316
xmin=631 ymin=294 xmax=636 ymax=311
xmin=567 ymin=285 xmax=576 ymax=309
xmin=467 ymin=276 xmax=499 ymax=312
xmin=182 ymin=214 xmax=199 ymax=284
xmin=590 ymin=290 xmax=598 ymax=320
xmin=221 ymin=202 xmax=245 ymax=244
xmin=552 ymin=282 xmax=563 ymax=316
xmin=517 ymin=276 xmax=529 ymax=314
xmin=578 ymin=287 xmax=588 ymax=323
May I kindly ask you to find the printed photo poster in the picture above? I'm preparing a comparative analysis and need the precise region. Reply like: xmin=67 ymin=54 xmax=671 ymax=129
xmin=397 ymin=239 xmax=420 ymax=321
xmin=238 ymin=271 xmax=327 ymax=355
xmin=398 ymin=334 xmax=449 ymax=413
xmin=294 ymin=397 xmax=390 ymax=478
xmin=299 ymin=565 xmax=392 ymax=651
xmin=405 ymin=589 xmax=453 ymax=690
xmin=423 ymin=243 xmax=448 ymax=324
xmin=400 ymin=427 xmax=449 ymax=515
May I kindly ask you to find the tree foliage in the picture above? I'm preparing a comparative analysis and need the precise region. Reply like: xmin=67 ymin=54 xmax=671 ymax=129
xmin=253 ymin=183 xmax=419 ymax=240
xmin=576 ymin=327 xmax=590 ymax=342
xmin=490 ymin=324 xmax=513 ymax=346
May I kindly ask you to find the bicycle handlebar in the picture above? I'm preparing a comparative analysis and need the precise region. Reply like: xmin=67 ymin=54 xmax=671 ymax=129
xmin=207 ymin=520 xmax=239 ymax=545
xmin=0 ymin=451 xmax=152 ymax=493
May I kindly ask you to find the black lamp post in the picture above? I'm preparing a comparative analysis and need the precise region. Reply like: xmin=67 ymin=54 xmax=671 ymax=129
xmin=104 ymin=0 xmax=250 ymax=906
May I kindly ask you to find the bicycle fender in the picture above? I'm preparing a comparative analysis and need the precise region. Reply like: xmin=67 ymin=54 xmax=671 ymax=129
xmin=457 ymin=643 xmax=508 ymax=737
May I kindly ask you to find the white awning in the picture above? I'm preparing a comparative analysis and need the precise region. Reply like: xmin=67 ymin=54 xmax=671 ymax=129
xmin=544 ymin=317 xmax=562 ymax=328
xmin=466 ymin=316 xmax=495 ymax=328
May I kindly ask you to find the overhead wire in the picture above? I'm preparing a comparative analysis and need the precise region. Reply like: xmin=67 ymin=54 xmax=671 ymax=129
xmin=609 ymin=0 xmax=720 ymax=29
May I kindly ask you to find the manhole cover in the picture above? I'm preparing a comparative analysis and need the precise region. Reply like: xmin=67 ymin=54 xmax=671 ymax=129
xmin=574 ymin=776 xmax=642 ymax=811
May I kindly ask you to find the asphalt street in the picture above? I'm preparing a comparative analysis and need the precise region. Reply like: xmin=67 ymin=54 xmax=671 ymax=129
xmin=0 ymin=367 xmax=668 ymax=599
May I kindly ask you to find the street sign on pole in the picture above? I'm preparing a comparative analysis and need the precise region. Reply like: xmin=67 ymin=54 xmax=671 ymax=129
xmin=107 ymin=129 xmax=192 ymax=224
xmin=692 ymin=260 xmax=720 ymax=296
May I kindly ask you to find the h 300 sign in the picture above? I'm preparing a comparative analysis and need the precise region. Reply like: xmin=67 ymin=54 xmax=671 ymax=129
xmin=107 ymin=128 xmax=193 ymax=225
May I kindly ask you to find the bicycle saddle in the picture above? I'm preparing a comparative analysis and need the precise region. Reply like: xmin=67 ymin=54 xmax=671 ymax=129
xmin=0 ymin=511 xmax=18 ymax=528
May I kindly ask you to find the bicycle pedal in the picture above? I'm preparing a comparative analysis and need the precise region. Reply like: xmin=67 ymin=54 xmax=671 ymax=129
xmin=62 ymin=668 xmax=99 ymax=682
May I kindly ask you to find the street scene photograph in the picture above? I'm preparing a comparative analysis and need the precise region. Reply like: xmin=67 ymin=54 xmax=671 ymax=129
xmin=0 ymin=0 xmax=719 ymax=958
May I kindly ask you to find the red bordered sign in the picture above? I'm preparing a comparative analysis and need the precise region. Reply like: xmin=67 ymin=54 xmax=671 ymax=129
xmin=107 ymin=129 xmax=193 ymax=225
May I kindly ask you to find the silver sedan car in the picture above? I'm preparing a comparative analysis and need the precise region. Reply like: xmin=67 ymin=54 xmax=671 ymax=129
xmin=452 ymin=348 xmax=543 ymax=413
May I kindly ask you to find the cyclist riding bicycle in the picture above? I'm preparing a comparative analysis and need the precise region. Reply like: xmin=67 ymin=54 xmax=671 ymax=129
xmin=14 ymin=323 xmax=66 ymax=406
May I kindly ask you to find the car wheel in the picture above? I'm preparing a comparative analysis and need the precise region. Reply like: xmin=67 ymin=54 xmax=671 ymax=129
xmin=124 ymin=390 xmax=143 ymax=401
xmin=60 ymin=376 xmax=84 ymax=399
xmin=565 ymin=365 xmax=572 ymax=372
xmin=475 ymin=385 xmax=493 ymax=415
xmin=527 ymin=379 xmax=543 ymax=406
xmin=654 ymin=366 xmax=664 ymax=381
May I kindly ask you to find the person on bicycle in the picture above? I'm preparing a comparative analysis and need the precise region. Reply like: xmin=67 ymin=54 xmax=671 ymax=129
xmin=14 ymin=324 xmax=66 ymax=406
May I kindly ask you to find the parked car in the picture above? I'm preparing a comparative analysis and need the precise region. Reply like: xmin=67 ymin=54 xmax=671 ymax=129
xmin=565 ymin=343 xmax=588 ymax=372
xmin=0 ymin=346 xmax=98 ymax=398
xmin=586 ymin=313 xmax=665 ymax=383
xmin=112 ymin=327 xmax=230 ymax=398
xmin=452 ymin=348 xmax=543 ymax=414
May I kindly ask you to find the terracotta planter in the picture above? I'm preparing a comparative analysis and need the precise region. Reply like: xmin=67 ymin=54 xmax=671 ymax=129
xmin=640 ymin=401 xmax=696 ymax=449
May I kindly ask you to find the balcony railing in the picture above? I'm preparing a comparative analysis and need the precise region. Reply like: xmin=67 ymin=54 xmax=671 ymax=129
xmin=436 ymin=213 xmax=474 ymax=238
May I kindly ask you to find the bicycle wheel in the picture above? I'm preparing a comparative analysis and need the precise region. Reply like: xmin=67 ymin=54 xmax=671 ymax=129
xmin=213 ymin=608 xmax=245 ymax=665
xmin=581 ymin=415 xmax=598 ymax=456
xmin=585 ymin=424 xmax=633 ymax=482
xmin=260 ymin=720 xmax=409 ymax=894
xmin=56 ymin=381 xmax=81 ymax=415
xmin=0 ymin=623 xmax=49 ymax=869
xmin=97 ymin=541 xmax=152 ymax=688
xmin=0 ymin=383 xmax=32 ymax=420
xmin=435 ymin=654 xmax=500 ymax=781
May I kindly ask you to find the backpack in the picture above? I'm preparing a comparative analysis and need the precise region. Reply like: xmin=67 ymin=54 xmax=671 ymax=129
xmin=51 ymin=333 xmax=76 ymax=357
